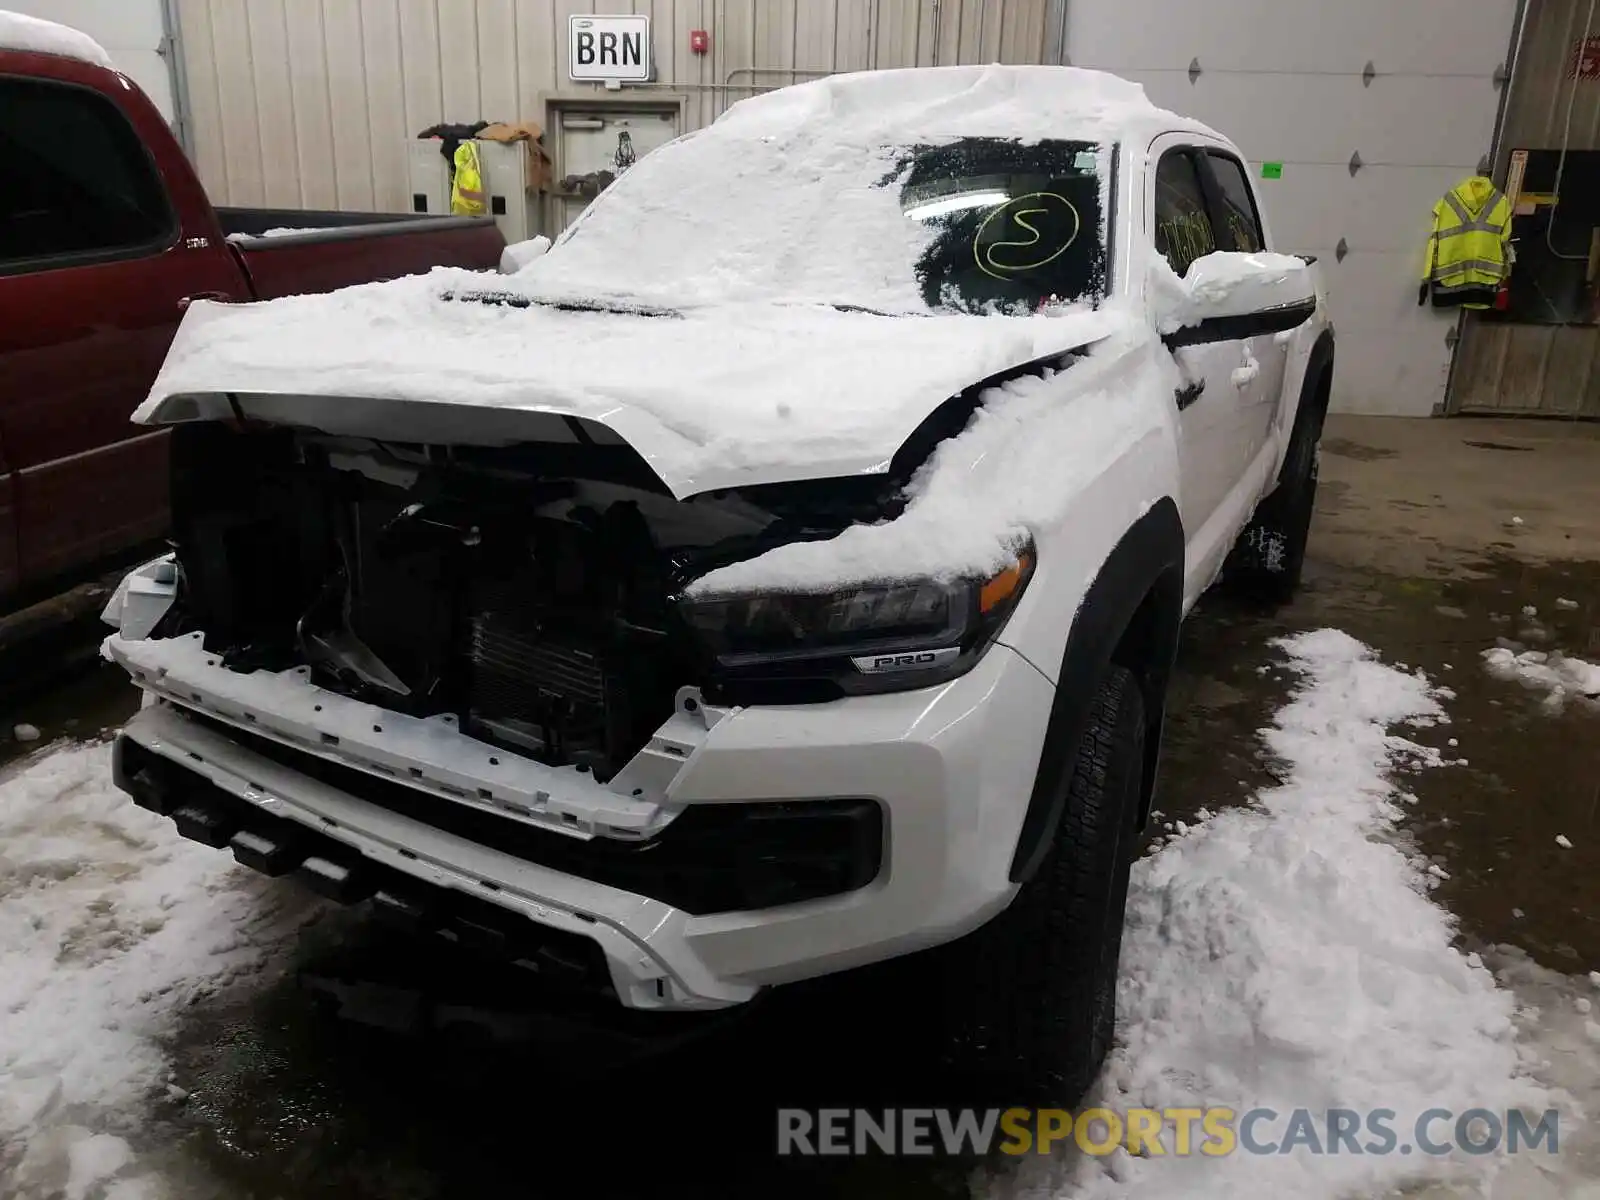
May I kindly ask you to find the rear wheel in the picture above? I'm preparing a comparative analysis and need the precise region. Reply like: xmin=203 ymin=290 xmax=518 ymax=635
xmin=1226 ymin=400 xmax=1322 ymax=603
xmin=925 ymin=665 xmax=1146 ymax=1102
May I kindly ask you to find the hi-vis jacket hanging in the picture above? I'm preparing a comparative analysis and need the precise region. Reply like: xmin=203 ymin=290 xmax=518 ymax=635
xmin=450 ymin=141 xmax=487 ymax=216
xmin=1419 ymin=175 xmax=1513 ymax=309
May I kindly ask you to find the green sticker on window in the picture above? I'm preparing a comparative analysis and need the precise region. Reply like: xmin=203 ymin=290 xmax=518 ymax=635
xmin=1261 ymin=162 xmax=1284 ymax=180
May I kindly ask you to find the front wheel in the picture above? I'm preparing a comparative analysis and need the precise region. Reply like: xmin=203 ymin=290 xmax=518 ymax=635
xmin=923 ymin=665 xmax=1146 ymax=1102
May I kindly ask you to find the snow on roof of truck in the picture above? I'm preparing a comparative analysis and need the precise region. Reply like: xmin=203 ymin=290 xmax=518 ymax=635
xmin=503 ymin=64 xmax=1210 ymax=315
xmin=0 ymin=9 xmax=115 ymax=69
xmin=711 ymin=63 xmax=1198 ymax=143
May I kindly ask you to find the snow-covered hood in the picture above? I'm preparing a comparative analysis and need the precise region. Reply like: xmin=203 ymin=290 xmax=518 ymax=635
xmin=135 ymin=268 xmax=1130 ymax=498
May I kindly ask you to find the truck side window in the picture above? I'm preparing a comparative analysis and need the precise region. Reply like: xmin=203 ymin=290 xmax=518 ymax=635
xmin=0 ymin=78 xmax=174 ymax=270
xmin=1205 ymin=152 xmax=1266 ymax=253
xmin=1153 ymin=150 xmax=1215 ymax=277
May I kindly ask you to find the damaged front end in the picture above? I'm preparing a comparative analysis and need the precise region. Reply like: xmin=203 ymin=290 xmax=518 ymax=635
xmin=148 ymin=421 xmax=736 ymax=781
xmin=112 ymin=416 xmax=1033 ymax=775
xmin=103 ymin=414 xmax=1031 ymax=943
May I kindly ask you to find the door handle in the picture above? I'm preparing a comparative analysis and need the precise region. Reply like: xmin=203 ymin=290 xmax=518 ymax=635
xmin=1176 ymin=380 xmax=1204 ymax=410
xmin=178 ymin=291 xmax=228 ymax=311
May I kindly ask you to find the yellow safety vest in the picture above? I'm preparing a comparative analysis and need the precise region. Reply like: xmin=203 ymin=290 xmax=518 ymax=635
xmin=1422 ymin=176 xmax=1512 ymax=309
xmin=451 ymin=141 xmax=486 ymax=216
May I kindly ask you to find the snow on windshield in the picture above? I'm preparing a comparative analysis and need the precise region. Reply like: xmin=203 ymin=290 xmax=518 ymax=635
xmin=513 ymin=132 xmax=1111 ymax=315
xmin=510 ymin=129 xmax=937 ymax=312
xmin=510 ymin=65 xmax=1152 ymax=313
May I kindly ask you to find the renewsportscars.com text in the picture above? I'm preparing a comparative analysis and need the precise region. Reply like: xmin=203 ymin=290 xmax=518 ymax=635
xmin=776 ymin=1107 xmax=1560 ymax=1158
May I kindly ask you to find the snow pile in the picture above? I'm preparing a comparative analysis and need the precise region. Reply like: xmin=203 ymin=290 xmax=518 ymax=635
xmin=686 ymin=331 xmax=1178 ymax=593
xmin=0 ymin=740 xmax=314 ymax=1196
xmin=993 ymin=629 xmax=1548 ymax=1200
xmin=1479 ymin=947 xmax=1600 ymax=1197
xmin=1482 ymin=646 xmax=1600 ymax=711
xmin=0 ymin=10 xmax=115 ymax=69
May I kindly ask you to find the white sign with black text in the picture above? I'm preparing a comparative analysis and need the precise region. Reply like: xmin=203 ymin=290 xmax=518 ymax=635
xmin=569 ymin=15 xmax=652 ymax=83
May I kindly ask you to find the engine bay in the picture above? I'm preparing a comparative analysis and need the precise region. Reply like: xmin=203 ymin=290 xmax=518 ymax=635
xmin=156 ymin=422 xmax=892 ymax=781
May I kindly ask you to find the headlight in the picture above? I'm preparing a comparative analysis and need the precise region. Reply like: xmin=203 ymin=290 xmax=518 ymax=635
xmin=680 ymin=543 xmax=1035 ymax=699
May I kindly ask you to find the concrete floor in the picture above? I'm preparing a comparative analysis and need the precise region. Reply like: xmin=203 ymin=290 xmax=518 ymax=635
xmin=1305 ymin=414 xmax=1600 ymax=972
xmin=1315 ymin=413 xmax=1600 ymax=576
xmin=5 ymin=413 xmax=1600 ymax=1198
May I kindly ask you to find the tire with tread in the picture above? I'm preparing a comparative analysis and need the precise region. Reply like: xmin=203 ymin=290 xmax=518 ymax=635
xmin=927 ymin=664 xmax=1146 ymax=1102
xmin=1226 ymin=394 xmax=1323 ymax=603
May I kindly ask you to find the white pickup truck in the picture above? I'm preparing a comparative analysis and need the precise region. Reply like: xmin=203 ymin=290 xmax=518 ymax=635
xmin=103 ymin=65 xmax=1332 ymax=1097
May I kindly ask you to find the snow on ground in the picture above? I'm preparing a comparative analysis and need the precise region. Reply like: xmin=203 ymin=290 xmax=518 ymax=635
xmin=5 ymin=630 xmax=1597 ymax=1198
xmin=0 ymin=10 xmax=115 ymax=69
xmin=989 ymin=629 xmax=1569 ymax=1200
xmin=0 ymin=739 xmax=314 ymax=1199
xmin=1482 ymin=646 xmax=1600 ymax=711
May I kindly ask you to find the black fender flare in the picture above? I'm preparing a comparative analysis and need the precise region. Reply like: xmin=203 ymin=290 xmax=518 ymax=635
xmin=1288 ymin=329 xmax=1336 ymax=457
xmin=1008 ymin=497 xmax=1186 ymax=884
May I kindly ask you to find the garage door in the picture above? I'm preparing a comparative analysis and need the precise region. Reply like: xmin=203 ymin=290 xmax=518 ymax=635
xmin=4 ymin=0 xmax=174 ymax=123
xmin=1068 ymin=0 xmax=1519 ymax=415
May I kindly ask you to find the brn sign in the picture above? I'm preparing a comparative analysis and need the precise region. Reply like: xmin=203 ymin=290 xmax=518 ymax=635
xmin=570 ymin=15 xmax=652 ymax=83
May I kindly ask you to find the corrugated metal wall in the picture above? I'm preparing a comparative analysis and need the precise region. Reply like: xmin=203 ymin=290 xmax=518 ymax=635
xmin=1452 ymin=0 xmax=1600 ymax=416
xmin=175 ymin=0 xmax=1051 ymax=212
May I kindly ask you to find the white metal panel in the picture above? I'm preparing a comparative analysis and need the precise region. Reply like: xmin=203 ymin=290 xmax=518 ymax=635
xmin=5 ymin=0 xmax=174 ymax=118
xmin=244 ymin=0 xmax=300 ymax=207
xmin=1069 ymin=0 xmax=1516 ymax=76
xmin=361 ymin=0 xmax=411 ymax=215
xmin=1117 ymin=71 xmax=1505 ymax=170
xmin=1070 ymin=0 xmax=1518 ymax=416
xmin=174 ymin=0 xmax=225 ymax=200
xmin=1255 ymin=164 xmax=1483 ymax=254
xmin=284 ymin=0 xmax=338 ymax=209
xmin=208 ymin=0 xmax=266 ymax=205
xmin=323 ymin=0 xmax=378 ymax=210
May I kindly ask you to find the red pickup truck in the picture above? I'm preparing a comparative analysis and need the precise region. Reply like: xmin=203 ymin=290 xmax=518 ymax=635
xmin=0 ymin=37 xmax=505 ymax=614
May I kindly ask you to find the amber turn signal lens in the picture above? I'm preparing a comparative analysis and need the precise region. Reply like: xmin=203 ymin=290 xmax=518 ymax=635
xmin=979 ymin=550 xmax=1034 ymax=614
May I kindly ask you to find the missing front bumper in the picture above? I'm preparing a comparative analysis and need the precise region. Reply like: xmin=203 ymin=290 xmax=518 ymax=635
xmin=115 ymin=700 xmax=759 ymax=1010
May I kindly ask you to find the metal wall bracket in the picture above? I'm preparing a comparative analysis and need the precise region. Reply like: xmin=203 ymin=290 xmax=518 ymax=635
xmin=1362 ymin=61 xmax=1376 ymax=87
xmin=1477 ymin=153 xmax=1493 ymax=176
xmin=1335 ymin=238 xmax=1349 ymax=263
xmin=1348 ymin=151 xmax=1363 ymax=177
xmin=1445 ymin=325 xmax=1460 ymax=351
xmin=1188 ymin=57 xmax=1202 ymax=85
xmin=1493 ymin=61 xmax=1509 ymax=90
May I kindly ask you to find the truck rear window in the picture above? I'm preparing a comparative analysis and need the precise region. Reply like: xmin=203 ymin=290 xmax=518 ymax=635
xmin=0 ymin=77 xmax=173 ymax=269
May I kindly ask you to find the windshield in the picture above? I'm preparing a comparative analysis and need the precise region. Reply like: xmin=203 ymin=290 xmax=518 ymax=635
xmin=513 ymin=131 xmax=1112 ymax=316
xmin=897 ymin=138 xmax=1110 ymax=314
